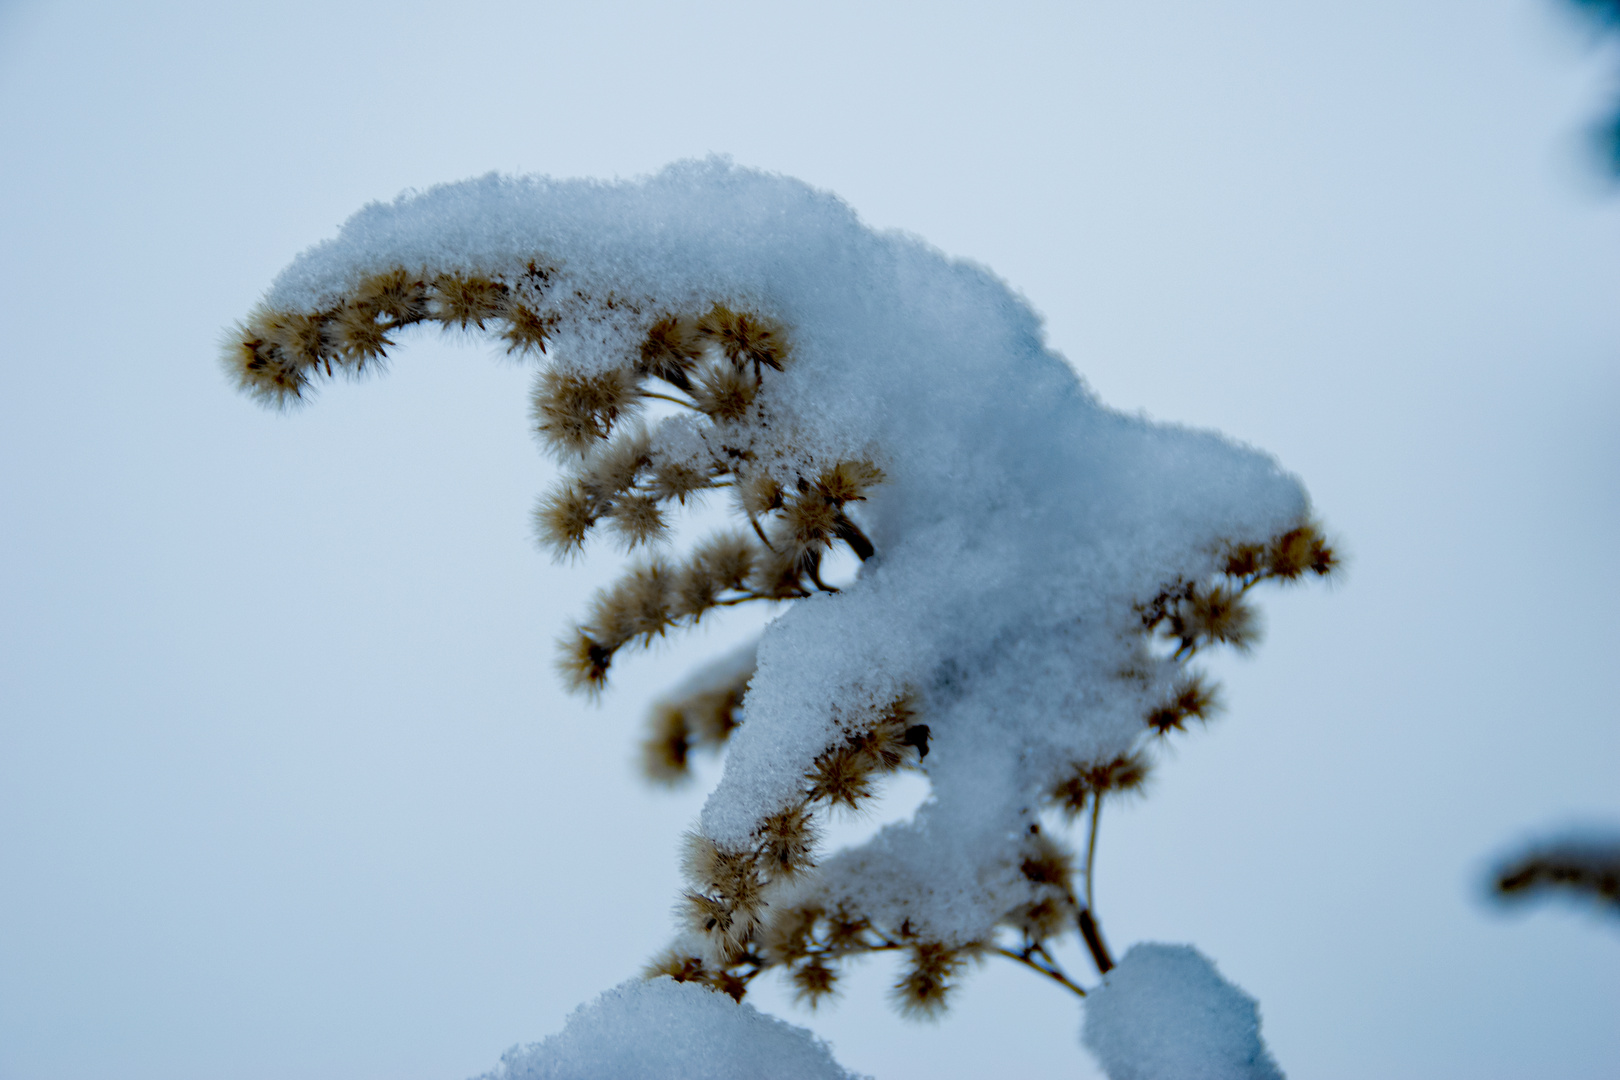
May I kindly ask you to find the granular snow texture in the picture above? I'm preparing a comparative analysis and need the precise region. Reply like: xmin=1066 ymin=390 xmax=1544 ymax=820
xmin=1082 ymin=944 xmax=1284 ymax=1080
xmin=474 ymin=978 xmax=866 ymax=1080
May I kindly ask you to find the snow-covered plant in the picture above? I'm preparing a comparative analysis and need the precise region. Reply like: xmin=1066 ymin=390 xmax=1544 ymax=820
xmin=225 ymin=160 xmax=1335 ymax=1078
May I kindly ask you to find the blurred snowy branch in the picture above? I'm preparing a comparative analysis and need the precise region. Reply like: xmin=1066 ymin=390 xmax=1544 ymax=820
xmin=1492 ymin=828 xmax=1620 ymax=917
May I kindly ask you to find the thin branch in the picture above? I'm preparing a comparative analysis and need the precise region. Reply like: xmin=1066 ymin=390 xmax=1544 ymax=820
xmin=639 ymin=391 xmax=702 ymax=410
xmin=992 ymin=946 xmax=1086 ymax=998
xmin=1085 ymin=793 xmax=1102 ymax=911
xmin=1078 ymin=907 xmax=1114 ymax=975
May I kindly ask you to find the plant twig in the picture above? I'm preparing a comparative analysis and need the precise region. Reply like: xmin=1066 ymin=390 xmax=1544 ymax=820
xmin=1085 ymin=794 xmax=1102 ymax=911
xmin=993 ymin=946 xmax=1086 ymax=998
xmin=1078 ymin=908 xmax=1114 ymax=975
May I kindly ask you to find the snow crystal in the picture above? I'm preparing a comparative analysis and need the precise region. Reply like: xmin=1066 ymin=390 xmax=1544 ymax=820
xmin=251 ymin=157 xmax=1315 ymax=947
xmin=473 ymin=978 xmax=865 ymax=1080
xmin=1082 ymin=944 xmax=1284 ymax=1080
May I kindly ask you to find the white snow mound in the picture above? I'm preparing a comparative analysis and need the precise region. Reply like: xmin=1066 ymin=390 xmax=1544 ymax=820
xmin=474 ymin=978 xmax=867 ymax=1080
xmin=1082 ymin=944 xmax=1284 ymax=1080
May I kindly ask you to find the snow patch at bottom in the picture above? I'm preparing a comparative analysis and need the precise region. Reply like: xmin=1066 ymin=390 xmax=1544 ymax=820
xmin=1082 ymin=944 xmax=1284 ymax=1080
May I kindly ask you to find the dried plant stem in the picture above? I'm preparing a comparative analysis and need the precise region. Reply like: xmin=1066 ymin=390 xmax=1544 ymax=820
xmin=1085 ymin=794 xmax=1103 ymax=911
xmin=1078 ymin=794 xmax=1117 ymax=976
xmin=639 ymin=391 xmax=701 ymax=409
xmin=993 ymin=946 xmax=1087 ymax=998
xmin=1078 ymin=908 xmax=1114 ymax=975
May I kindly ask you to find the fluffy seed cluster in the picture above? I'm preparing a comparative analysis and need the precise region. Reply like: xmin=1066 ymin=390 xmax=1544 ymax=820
xmin=642 ymin=645 xmax=758 ymax=785
xmin=547 ymin=392 xmax=886 ymax=694
xmin=638 ymin=515 xmax=1337 ymax=1011
xmin=661 ymin=691 xmax=929 ymax=979
xmin=225 ymin=263 xmax=558 ymax=406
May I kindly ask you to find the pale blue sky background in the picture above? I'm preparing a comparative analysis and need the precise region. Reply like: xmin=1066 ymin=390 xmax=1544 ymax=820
xmin=1 ymin=2 xmax=1617 ymax=1078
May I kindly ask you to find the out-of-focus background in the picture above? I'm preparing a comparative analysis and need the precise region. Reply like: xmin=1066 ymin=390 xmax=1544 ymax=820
xmin=1 ymin=2 xmax=1617 ymax=1077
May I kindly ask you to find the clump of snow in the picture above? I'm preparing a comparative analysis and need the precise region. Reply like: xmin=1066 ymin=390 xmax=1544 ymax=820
xmin=1082 ymin=944 xmax=1284 ymax=1080
xmin=473 ymin=977 xmax=866 ymax=1080
xmin=254 ymin=157 xmax=1314 ymax=947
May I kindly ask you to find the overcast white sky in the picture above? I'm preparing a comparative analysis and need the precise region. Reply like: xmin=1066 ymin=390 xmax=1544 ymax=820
xmin=1 ymin=2 xmax=1617 ymax=1078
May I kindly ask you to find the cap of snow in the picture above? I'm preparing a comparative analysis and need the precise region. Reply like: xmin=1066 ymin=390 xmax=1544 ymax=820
xmin=474 ymin=977 xmax=867 ymax=1080
xmin=1081 ymin=944 xmax=1284 ymax=1080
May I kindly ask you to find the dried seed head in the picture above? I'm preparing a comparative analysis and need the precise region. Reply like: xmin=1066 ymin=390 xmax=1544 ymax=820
xmin=759 ymin=803 xmax=819 ymax=878
xmin=806 ymin=743 xmax=876 ymax=810
xmin=1048 ymin=752 xmax=1152 ymax=815
xmin=1082 ymin=751 xmax=1152 ymax=796
xmin=556 ymin=628 xmax=613 ymax=695
xmin=692 ymin=361 xmax=756 ymax=422
xmin=1046 ymin=769 xmax=1090 ymax=819
xmin=223 ymin=316 xmax=311 ymax=406
xmin=580 ymin=426 xmax=653 ymax=500
xmin=642 ymin=948 xmax=708 ymax=984
xmin=1266 ymin=520 xmax=1340 ymax=580
xmin=691 ymin=687 xmax=745 ymax=745
xmin=681 ymin=835 xmax=764 ymax=911
xmin=640 ymin=649 xmax=752 ymax=782
xmin=1267 ymin=525 xmax=1314 ymax=580
xmin=782 ymin=492 xmax=839 ymax=551
xmin=790 ymin=958 xmax=839 ymax=1008
xmin=736 ymin=472 xmax=784 ymax=519
xmin=431 ymin=272 xmax=507 ymax=329
xmin=1222 ymin=542 xmax=1265 ymax=579
xmin=605 ymin=494 xmax=668 ymax=550
xmin=681 ymin=832 xmax=730 ymax=888
xmin=892 ymin=942 xmax=966 ymax=1020
xmin=1145 ymin=671 xmax=1222 ymax=736
xmin=672 ymin=559 xmax=723 ymax=622
xmin=500 ymin=303 xmax=556 ymax=355
xmin=641 ymin=704 xmax=692 ymax=785
xmin=823 ymin=907 xmax=875 ymax=955
xmin=1004 ymin=895 xmax=1076 ymax=942
xmin=259 ymin=309 xmax=333 ymax=369
xmin=586 ymin=559 xmax=674 ymax=648
xmin=679 ymin=861 xmax=764 ymax=961
xmin=330 ymin=301 xmax=393 ymax=364
xmin=679 ymin=890 xmax=732 ymax=936
xmin=709 ymin=969 xmax=749 ymax=1002
xmin=750 ymin=542 xmax=811 ymax=600
xmin=532 ymin=367 xmax=643 ymax=455
xmin=697 ymin=303 xmax=788 ymax=372
xmin=354 ymin=268 xmax=428 ymax=323
xmin=1019 ymin=832 xmax=1076 ymax=888
xmin=759 ymin=902 xmax=822 ymax=965
xmin=533 ymin=482 xmax=598 ymax=558
xmin=638 ymin=315 xmax=704 ymax=389
xmin=817 ymin=460 xmax=886 ymax=503
xmin=846 ymin=694 xmax=923 ymax=774
xmin=1310 ymin=542 xmax=1339 ymax=577
xmin=694 ymin=532 xmax=755 ymax=592
xmin=1181 ymin=584 xmax=1259 ymax=651
xmin=1013 ymin=832 xmax=1080 ymax=938
xmin=649 ymin=460 xmax=712 ymax=503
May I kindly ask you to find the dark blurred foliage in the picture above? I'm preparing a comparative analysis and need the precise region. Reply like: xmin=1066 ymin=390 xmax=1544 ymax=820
xmin=1568 ymin=0 xmax=1620 ymax=174
xmin=1568 ymin=0 xmax=1620 ymax=25
xmin=1492 ymin=834 xmax=1620 ymax=916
